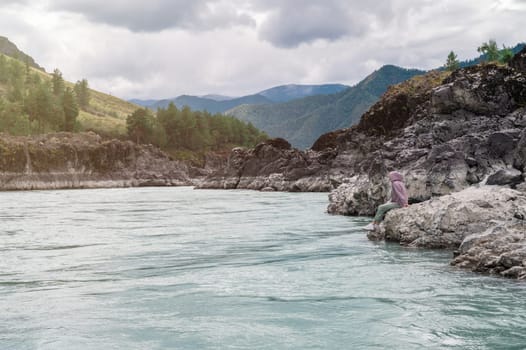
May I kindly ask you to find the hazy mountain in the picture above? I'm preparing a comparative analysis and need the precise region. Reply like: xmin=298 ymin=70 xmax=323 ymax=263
xmin=227 ymin=65 xmax=425 ymax=149
xmin=129 ymin=84 xmax=350 ymax=112
xmin=0 ymin=36 xmax=45 ymax=71
xmin=129 ymin=98 xmax=159 ymax=107
xmin=258 ymin=84 xmax=349 ymax=102
xmin=201 ymin=94 xmax=235 ymax=101
xmin=149 ymin=94 xmax=272 ymax=114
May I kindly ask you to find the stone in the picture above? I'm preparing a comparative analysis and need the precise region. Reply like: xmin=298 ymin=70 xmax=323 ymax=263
xmin=451 ymin=221 xmax=526 ymax=279
xmin=486 ymin=168 xmax=523 ymax=187
xmin=199 ymin=63 xmax=526 ymax=220
xmin=380 ymin=186 xmax=526 ymax=248
xmin=509 ymin=46 xmax=526 ymax=73
xmin=0 ymin=132 xmax=191 ymax=190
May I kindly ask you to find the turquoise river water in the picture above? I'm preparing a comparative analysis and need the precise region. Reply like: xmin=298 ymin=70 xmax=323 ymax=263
xmin=1 ymin=187 xmax=525 ymax=349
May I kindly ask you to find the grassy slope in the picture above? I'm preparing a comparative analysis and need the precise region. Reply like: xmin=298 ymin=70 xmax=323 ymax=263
xmin=0 ymin=53 xmax=138 ymax=137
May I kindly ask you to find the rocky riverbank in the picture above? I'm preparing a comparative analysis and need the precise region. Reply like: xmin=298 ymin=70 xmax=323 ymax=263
xmin=198 ymin=48 xmax=526 ymax=278
xmin=199 ymin=53 xmax=526 ymax=213
xmin=367 ymin=186 xmax=526 ymax=279
xmin=0 ymin=132 xmax=191 ymax=190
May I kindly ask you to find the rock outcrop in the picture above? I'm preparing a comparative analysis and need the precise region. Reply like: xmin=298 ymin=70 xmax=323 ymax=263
xmin=369 ymin=186 xmax=526 ymax=279
xmin=0 ymin=132 xmax=190 ymax=190
xmin=200 ymin=59 xmax=526 ymax=216
xmin=375 ymin=186 xmax=526 ymax=248
xmin=196 ymin=138 xmax=334 ymax=191
xmin=197 ymin=50 xmax=526 ymax=279
xmin=327 ymin=63 xmax=526 ymax=215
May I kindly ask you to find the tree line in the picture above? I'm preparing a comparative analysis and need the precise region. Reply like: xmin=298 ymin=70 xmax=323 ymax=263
xmin=126 ymin=103 xmax=268 ymax=152
xmin=444 ymin=40 xmax=519 ymax=71
xmin=0 ymin=54 xmax=90 ymax=135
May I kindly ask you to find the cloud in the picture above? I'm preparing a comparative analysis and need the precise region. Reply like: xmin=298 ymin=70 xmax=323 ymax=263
xmin=1 ymin=0 xmax=525 ymax=100
xmin=252 ymin=0 xmax=389 ymax=48
xmin=48 ymin=0 xmax=255 ymax=32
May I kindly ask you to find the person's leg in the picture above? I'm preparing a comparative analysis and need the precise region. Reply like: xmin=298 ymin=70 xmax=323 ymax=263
xmin=373 ymin=202 xmax=400 ymax=223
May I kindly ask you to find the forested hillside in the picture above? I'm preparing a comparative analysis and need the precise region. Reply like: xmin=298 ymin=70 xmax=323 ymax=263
xmin=0 ymin=37 xmax=268 ymax=163
xmin=227 ymin=65 xmax=425 ymax=148
xmin=126 ymin=103 xmax=267 ymax=159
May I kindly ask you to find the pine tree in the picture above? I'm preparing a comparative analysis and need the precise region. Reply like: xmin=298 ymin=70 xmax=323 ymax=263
xmin=62 ymin=87 xmax=79 ymax=131
xmin=445 ymin=51 xmax=460 ymax=71
xmin=478 ymin=40 xmax=499 ymax=62
xmin=126 ymin=108 xmax=153 ymax=144
xmin=499 ymin=45 xmax=514 ymax=64
xmin=51 ymin=68 xmax=65 ymax=96
xmin=74 ymin=79 xmax=90 ymax=109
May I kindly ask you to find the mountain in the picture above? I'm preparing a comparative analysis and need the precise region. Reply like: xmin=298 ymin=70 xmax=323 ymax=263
xmin=0 ymin=36 xmax=45 ymax=71
xmin=225 ymin=43 xmax=526 ymax=149
xmin=129 ymin=84 xmax=350 ymax=112
xmin=227 ymin=65 xmax=425 ymax=149
xmin=201 ymin=94 xmax=235 ymax=101
xmin=149 ymin=94 xmax=273 ymax=114
xmin=258 ymin=84 xmax=349 ymax=102
xmin=129 ymin=98 xmax=159 ymax=107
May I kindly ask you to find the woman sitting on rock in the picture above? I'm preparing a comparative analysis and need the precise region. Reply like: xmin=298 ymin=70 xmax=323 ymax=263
xmin=364 ymin=171 xmax=408 ymax=230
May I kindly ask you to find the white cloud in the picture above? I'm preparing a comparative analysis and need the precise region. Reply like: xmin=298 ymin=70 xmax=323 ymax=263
xmin=0 ymin=0 xmax=524 ymax=99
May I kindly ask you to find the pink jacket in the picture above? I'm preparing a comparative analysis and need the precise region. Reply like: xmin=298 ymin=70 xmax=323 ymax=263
xmin=389 ymin=171 xmax=408 ymax=207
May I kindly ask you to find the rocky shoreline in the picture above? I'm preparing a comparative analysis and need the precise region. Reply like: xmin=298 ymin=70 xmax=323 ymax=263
xmin=0 ymin=132 xmax=191 ymax=190
xmin=198 ymin=47 xmax=526 ymax=279
xmin=1 ymin=49 xmax=525 ymax=279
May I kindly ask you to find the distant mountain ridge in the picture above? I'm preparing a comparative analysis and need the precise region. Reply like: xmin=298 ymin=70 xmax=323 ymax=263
xmin=227 ymin=65 xmax=425 ymax=148
xmin=129 ymin=83 xmax=350 ymax=112
xmin=0 ymin=36 xmax=44 ymax=71
xmin=258 ymin=84 xmax=349 ymax=103
xmin=149 ymin=94 xmax=272 ymax=114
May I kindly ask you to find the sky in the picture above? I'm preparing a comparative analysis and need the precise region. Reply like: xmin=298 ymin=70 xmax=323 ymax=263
xmin=0 ymin=0 xmax=525 ymax=100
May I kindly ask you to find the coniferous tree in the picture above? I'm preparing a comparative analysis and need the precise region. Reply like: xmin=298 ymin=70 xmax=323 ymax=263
xmin=445 ymin=51 xmax=460 ymax=71
xmin=51 ymin=68 xmax=65 ymax=96
xmin=74 ymin=79 xmax=90 ymax=109
xmin=62 ymin=87 xmax=79 ymax=131
xmin=126 ymin=108 xmax=154 ymax=144
xmin=478 ymin=40 xmax=499 ymax=62
xmin=499 ymin=45 xmax=514 ymax=64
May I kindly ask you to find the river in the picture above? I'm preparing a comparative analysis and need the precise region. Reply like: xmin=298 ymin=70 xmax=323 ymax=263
xmin=1 ymin=187 xmax=525 ymax=349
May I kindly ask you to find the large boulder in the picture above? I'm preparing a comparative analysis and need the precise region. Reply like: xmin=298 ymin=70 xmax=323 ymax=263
xmin=452 ymin=222 xmax=526 ymax=279
xmin=486 ymin=168 xmax=523 ymax=187
xmin=380 ymin=186 xmax=526 ymax=249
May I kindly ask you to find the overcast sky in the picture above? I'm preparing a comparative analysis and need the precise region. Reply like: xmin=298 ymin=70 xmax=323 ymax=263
xmin=0 ymin=0 xmax=524 ymax=99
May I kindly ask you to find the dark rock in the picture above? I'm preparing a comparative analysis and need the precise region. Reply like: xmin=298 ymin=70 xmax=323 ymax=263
xmin=488 ymin=129 xmax=521 ymax=159
xmin=0 ymin=132 xmax=190 ymax=190
xmin=514 ymin=129 xmax=526 ymax=171
xmin=486 ymin=168 xmax=523 ymax=187
xmin=199 ymin=64 xmax=526 ymax=216
xmin=256 ymin=138 xmax=291 ymax=151
xmin=509 ymin=46 xmax=526 ymax=73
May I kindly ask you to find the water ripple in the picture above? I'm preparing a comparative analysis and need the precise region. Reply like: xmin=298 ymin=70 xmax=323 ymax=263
xmin=0 ymin=187 xmax=525 ymax=349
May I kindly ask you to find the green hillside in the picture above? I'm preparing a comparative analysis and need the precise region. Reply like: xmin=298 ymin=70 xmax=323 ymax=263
xmin=0 ymin=36 xmax=268 ymax=164
xmin=0 ymin=36 xmax=44 ymax=71
xmin=0 ymin=53 xmax=137 ymax=137
xmin=227 ymin=65 xmax=425 ymax=149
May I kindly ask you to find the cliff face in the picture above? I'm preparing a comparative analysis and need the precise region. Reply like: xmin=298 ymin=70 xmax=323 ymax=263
xmin=199 ymin=55 xmax=526 ymax=214
xmin=197 ymin=51 xmax=526 ymax=279
xmin=0 ymin=132 xmax=190 ymax=190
